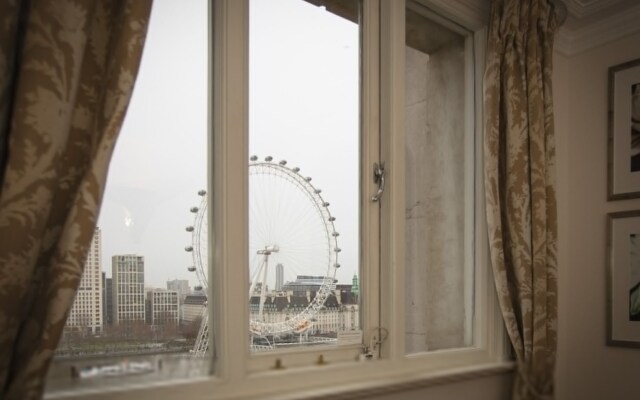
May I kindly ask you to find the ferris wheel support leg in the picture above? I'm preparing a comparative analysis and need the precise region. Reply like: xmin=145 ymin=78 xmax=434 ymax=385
xmin=257 ymin=253 xmax=270 ymax=322
xmin=193 ymin=306 xmax=209 ymax=357
xmin=248 ymin=258 xmax=266 ymax=303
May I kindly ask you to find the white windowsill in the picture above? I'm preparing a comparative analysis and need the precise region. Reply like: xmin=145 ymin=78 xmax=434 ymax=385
xmin=46 ymin=357 xmax=514 ymax=400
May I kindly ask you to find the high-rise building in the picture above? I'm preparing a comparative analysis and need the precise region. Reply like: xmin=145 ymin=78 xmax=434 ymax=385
xmin=66 ymin=227 xmax=103 ymax=334
xmin=275 ymin=263 xmax=284 ymax=291
xmin=112 ymin=254 xmax=145 ymax=325
xmin=166 ymin=279 xmax=190 ymax=299
xmin=146 ymin=289 xmax=179 ymax=326
xmin=104 ymin=277 xmax=113 ymax=326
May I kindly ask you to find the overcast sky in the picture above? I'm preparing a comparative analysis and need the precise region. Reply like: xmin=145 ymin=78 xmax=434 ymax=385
xmin=99 ymin=0 xmax=359 ymax=290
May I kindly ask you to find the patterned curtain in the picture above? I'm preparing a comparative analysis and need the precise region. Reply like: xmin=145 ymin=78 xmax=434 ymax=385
xmin=483 ymin=0 xmax=558 ymax=399
xmin=0 ymin=1 xmax=152 ymax=399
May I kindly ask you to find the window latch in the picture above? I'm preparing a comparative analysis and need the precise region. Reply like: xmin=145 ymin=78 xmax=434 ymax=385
xmin=361 ymin=327 xmax=389 ymax=360
xmin=371 ymin=162 xmax=385 ymax=202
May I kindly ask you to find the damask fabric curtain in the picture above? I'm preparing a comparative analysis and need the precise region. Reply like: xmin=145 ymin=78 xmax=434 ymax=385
xmin=483 ymin=0 xmax=558 ymax=399
xmin=0 ymin=1 xmax=152 ymax=399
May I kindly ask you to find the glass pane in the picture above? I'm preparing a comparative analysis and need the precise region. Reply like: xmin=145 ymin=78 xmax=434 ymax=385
xmin=404 ymin=2 xmax=474 ymax=354
xmin=249 ymin=0 xmax=361 ymax=351
xmin=46 ymin=0 xmax=209 ymax=393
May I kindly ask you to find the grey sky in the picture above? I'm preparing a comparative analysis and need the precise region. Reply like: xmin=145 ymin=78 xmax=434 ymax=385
xmin=99 ymin=0 xmax=359 ymax=289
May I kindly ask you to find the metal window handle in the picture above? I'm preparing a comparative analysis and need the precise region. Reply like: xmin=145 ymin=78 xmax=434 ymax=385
xmin=372 ymin=162 xmax=385 ymax=202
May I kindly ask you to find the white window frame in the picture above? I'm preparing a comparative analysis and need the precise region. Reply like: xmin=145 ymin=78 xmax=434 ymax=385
xmin=46 ymin=1 xmax=511 ymax=399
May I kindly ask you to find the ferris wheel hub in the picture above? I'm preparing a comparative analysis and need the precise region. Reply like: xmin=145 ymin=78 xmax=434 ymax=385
xmin=256 ymin=245 xmax=280 ymax=255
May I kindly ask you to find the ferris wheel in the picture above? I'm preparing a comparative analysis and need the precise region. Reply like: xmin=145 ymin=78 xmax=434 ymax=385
xmin=185 ymin=156 xmax=340 ymax=353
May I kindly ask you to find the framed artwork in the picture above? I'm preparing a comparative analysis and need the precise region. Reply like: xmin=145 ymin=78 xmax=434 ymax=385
xmin=608 ymin=58 xmax=640 ymax=200
xmin=607 ymin=211 xmax=640 ymax=348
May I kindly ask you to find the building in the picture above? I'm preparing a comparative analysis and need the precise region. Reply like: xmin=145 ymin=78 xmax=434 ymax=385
xmin=350 ymin=274 xmax=359 ymax=302
xmin=166 ymin=279 xmax=190 ymax=300
xmin=146 ymin=289 xmax=179 ymax=326
xmin=104 ymin=277 xmax=113 ymax=326
xmin=275 ymin=263 xmax=284 ymax=291
xmin=65 ymin=227 xmax=103 ymax=334
xmin=248 ymin=289 xmax=359 ymax=336
xmin=281 ymin=275 xmax=337 ymax=296
xmin=181 ymin=293 xmax=207 ymax=326
xmin=111 ymin=254 xmax=145 ymax=325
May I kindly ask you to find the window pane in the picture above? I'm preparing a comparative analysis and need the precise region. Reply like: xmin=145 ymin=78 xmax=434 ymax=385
xmin=404 ymin=2 xmax=474 ymax=354
xmin=248 ymin=0 xmax=361 ymax=351
xmin=46 ymin=0 xmax=209 ymax=393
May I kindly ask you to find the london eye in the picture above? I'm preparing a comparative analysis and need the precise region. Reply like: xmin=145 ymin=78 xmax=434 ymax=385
xmin=186 ymin=156 xmax=340 ymax=355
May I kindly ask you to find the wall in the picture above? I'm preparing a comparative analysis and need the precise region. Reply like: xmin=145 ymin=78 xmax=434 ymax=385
xmin=364 ymin=26 xmax=640 ymax=400
xmin=555 ymin=31 xmax=640 ymax=400
xmin=405 ymin=37 xmax=470 ymax=353
xmin=362 ymin=372 xmax=512 ymax=400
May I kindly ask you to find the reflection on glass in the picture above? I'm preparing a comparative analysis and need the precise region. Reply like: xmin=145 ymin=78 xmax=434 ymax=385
xmin=248 ymin=0 xmax=361 ymax=351
xmin=404 ymin=2 xmax=474 ymax=354
xmin=46 ymin=0 xmax=209 ymax=393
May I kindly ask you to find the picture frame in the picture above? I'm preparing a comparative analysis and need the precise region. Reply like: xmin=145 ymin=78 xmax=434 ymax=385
xmin=607 ymin=210 xmax=640 ymax=348
xmin=607 ymin=58 xmax=640 ymax=200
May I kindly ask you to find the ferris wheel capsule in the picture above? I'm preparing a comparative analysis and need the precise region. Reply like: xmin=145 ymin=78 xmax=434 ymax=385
xmin=185 ymin=246 xmax=193 ymax=252
xmin=250 ymin=155 xmax=258 ymax=161
xmin=188 ymin=266 xmax=196 ymax=272
xmin=334 ymin=248 xmax=342 ymax=253
xmin=292 ymin=167 xmax=300 ymax=172
xmin=328 ymin=217 xmax=336 ymax=221
xmin=265 ymin=156 xmax=273 ymax=162
xmin=198 ymin=190 xmax=206 ymax=196
xmin=279 ymin=160 xmax=287 ymax=166
xmin=323 ymin=202 xmax=330 ymax=207
xmin=315 ymin=189 xmax=322 ymax=194
xmin=190 ymin=207 xmax=199 ymax=213
xmin=332 ymin=232 xmax=340 ymax=237
xmin=194 ymin=285 xmax=203 ymax=291
xmin=305 ymin=177 xmax=312 ymax=182
xmin=186 ymin=226 xmax=194 ymax=232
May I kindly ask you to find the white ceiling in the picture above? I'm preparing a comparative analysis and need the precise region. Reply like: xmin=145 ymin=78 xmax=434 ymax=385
xmin=557 ymin=0 xmax=640 ymax=55
xmin=423 ymin=0 xmax=639 ymax=56
xmin=565 ymin=0 xmax=639 ymax=23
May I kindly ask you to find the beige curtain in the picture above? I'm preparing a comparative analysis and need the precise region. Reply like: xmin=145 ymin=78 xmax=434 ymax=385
xmin=483 ymin=0 xmax=558 ymax=399
xmin=0 ymin=1 xmax=152 ymax=399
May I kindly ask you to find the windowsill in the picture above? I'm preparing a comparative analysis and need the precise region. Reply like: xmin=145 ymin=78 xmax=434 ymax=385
xmin=46 ymin=356 xmax=515 ymax=400
xmin=294 ymin=361 xmax=516 ymax=400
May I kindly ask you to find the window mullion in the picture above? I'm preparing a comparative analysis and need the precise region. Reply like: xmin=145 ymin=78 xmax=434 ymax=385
xmin=379 ymin=0 xmax=406 ymax=361
xmin=360 ymin=0 xmax=382 ymax=359
xmin=212 ymin=0 xmax=250 ymax=383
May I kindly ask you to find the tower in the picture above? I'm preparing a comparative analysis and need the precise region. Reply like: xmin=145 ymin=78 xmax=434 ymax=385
xmin=112 ymin=254 xmax=145 ymax=326
xmin=351 ymin=274 xmax=359 ymax=299
xmin=275 ymin=263 xmax=284 ymax=291
xmin=66 ymin=227 xmax=103 ymax=334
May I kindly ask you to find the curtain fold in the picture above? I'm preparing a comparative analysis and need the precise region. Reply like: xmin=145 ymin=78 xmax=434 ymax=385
xmin=0 ymin=1 xmax=152 ymax=398
xmin=483 ymin=0 xmax=558 ymax=399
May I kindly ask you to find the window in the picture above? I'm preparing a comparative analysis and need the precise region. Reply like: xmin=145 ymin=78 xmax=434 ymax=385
xmin=248 ymin=0 xmax=361 ymax=353
xmin=46 ymin=1 xmax=506 ymax=399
